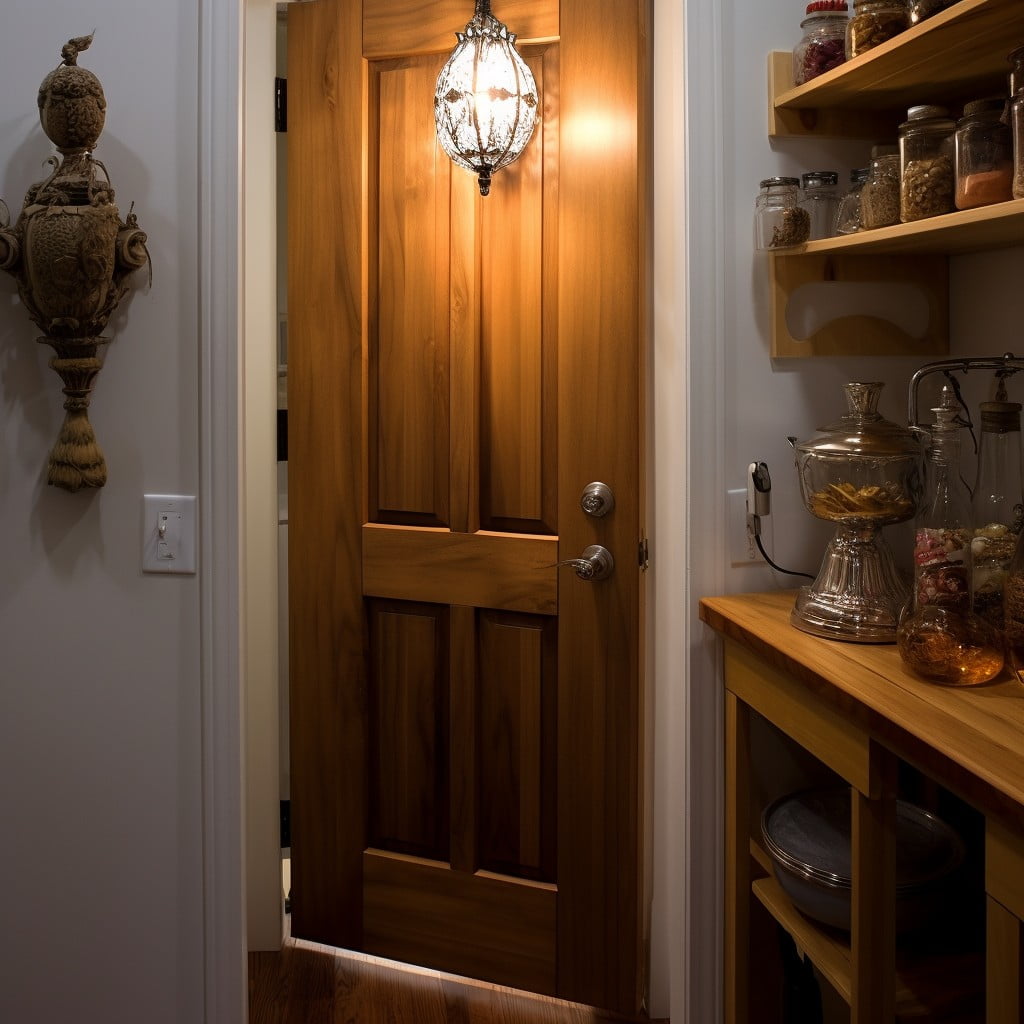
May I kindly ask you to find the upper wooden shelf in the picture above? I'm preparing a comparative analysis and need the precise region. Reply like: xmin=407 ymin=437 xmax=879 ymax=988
xmin=777 ymin=197 xmax=1024 ymax=256
xmin=769 ymin=0 xmax=1024 ymax=138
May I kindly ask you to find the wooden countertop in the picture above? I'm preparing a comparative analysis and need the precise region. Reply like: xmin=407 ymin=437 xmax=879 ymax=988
xmin=699 ymin=590 xmax=1024 ymax=826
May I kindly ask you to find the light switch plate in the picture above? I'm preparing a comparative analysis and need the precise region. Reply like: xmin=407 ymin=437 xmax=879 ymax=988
xmin=143 ymin=494 xmax=197 ymax=574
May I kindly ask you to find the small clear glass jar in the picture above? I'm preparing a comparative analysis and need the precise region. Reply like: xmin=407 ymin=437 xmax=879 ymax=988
xmin=847 ymin=0 xmax=908 ymax=59
xmin=908 ymin=0 xmax=955 ymax=25
xmin=955 ymin=97 xmax=1013 ymax=210
xmin=899 ymin=104 xmax=956 ymax=222
xmin=834 ymin=167 xmax=869 ymax=233
xmin=860 ymin=144 xmax=901 ymax=228
xmin=1013 ymin=93 xmax=1024 ymax=199
xmin=793 ymin=0 xmax=849 ymax=86
xmin=801 ymin=170 xmax=840 ymax=239
xmin=754 ymin=177 xmax=810 ymax=250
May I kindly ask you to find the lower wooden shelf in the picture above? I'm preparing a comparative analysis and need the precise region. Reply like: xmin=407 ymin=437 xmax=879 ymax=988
xmin=752 ymin=876 xmax=984 ymax=1022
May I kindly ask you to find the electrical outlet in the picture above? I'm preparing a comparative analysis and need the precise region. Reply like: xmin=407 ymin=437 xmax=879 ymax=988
xmin=728 ymin=488 xmax=757 ymax=565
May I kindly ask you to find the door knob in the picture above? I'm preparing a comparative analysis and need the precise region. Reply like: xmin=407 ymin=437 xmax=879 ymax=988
xmin=552 ymin=544 xmax=615 ymax=582
xmin=580 ymin=481 xmax=615 ymax=518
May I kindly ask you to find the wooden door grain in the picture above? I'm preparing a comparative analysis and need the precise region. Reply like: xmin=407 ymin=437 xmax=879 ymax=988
xmin=288 ymin=0 xmax=650 ymax=1012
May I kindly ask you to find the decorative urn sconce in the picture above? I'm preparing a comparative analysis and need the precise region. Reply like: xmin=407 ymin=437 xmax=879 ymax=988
xmin=0 ymin=34 xmax=149 ymax=492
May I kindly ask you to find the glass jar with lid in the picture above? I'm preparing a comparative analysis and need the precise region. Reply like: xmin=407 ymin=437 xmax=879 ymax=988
xmin=860 ymin=144 xmax=901 ymax=228
xmin=834 ymin=167 xmax=869 ymax=234
xmin=899 ymin=104 xmax=956 ymax=222
xmin=790 ymin=381 xmax=923 ymax=642
xmin=908 ymin=0 xmax=956 ymax=25
xmin=754 ymin=177 xmax=810 ymax=250
xmin=793 ymin=0 xmax=849 ymax=85
xmin=955 ymin=97 xmax=1013 ymax=210
xmin=846 ymin=0 xmax=908 ymax=59
xmin=801 ymin=170 xmax=840 ymax=239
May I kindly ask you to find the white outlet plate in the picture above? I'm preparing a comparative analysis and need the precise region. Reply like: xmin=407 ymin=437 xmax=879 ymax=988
xmin=727 ymin=487 xmax=772 ymax=568
xmin=143 ymin=494 xmax=197 ymax=574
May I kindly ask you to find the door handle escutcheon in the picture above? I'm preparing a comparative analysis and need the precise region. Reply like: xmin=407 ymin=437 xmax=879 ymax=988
xmin=550 ymin=544 xmax=615 ymax=582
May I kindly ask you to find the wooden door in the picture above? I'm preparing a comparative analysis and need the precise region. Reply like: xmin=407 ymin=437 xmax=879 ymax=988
xmin=287 ymin=0 xmax=650 ymax=1014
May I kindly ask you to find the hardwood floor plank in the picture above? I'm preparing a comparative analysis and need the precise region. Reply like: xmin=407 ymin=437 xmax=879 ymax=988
xmin=249 ymin=921 xmax=668 ymax=1024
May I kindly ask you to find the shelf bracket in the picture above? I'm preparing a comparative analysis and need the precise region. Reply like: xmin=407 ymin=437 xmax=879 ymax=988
xmin=770 ymin=252 xmax=950 ymax=358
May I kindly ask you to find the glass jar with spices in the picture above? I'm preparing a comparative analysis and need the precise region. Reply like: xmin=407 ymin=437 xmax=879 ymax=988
xmin=801 ymin=170 xmax=840 ymax=239
xmin=834 ymin=167 xmax=869 ymax=233
xmin=847 ymin=0 xmax=908 ymax=59
xmin=754 ymin=177 xmax=810 ymax=250
xmin=860 ymin=144 xmax=900 ymax=228
xmin=793 ymin=0 xmax=849 ymax=86
xmin=899 ymin=104 xmax=956 ymax=222
xmin=897 ymin=386 xmax=1004 ymax=686
xmin=955 ymin=97 xmax=1013 ymax=210
xmin=908 ymin=0 xmax=955 ymax=25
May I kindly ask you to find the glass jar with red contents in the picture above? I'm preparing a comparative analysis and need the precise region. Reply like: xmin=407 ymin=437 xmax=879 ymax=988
xmin=897 ymin=386 xmax=1004 ymax=686
xmin=793 ymin=0 xmax=849 ymax=86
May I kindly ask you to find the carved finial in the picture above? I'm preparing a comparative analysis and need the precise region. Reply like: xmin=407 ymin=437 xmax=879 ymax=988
xmin=61 ymin=33 xmax=95 ymax=66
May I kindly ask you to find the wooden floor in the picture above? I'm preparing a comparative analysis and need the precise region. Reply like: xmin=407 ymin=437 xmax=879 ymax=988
xmin=249 ymin=920 xmax=666 ymax=1024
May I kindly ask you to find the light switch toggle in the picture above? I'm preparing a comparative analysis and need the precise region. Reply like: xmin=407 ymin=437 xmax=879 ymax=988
xmin=143 ymin=494 xmax=197 ymax=574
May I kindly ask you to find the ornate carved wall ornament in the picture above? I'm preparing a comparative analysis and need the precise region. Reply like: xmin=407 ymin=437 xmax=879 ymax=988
xmin=0 ymin=34 xmax=150 ymax=492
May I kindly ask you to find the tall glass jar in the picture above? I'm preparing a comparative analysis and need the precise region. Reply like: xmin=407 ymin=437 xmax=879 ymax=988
xmin=847 ymin=0 xmax=908 ymax=59
xmin=971 ymin=400 xmax=1024 ymax=638
xmin=860 ymin=144 xmax=901 ymax=228
xmin=754 ymin=177 xmax=810 ymax=250
xmin=793 ymin=0 xmax=849 ymax=85
xmin=801 ymin=170 xmax=840 ymax=239
xmin=908 ymin=0 xmax=955 ymax=25
xmin=899 ymin=104 xmax=956 ymax=222
xmin=955 ymin=97 xmax=1013 ymax=210
xmin=834 ymin=167 xmax=869 ymax=233
xmin=897 ymin=386 xmax=1004 ymax=686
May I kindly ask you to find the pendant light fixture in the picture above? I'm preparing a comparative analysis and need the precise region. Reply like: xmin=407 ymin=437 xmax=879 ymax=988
xmin=433 ymin=0 xmax=539 ymax=197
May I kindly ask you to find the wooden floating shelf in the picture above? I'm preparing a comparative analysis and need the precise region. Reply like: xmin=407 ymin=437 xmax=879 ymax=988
xmin=776 ymin=199 xmax=1024 ymax=258
xmin=769 ymin=0 xmax=1024 ymax=138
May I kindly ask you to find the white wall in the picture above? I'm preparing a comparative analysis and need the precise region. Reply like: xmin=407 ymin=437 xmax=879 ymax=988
xmin=0 ymin=5 xmax=208 ymax=1021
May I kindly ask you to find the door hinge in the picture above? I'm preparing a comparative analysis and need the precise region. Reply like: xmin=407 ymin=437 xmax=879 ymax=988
xmin=275 ymin=76 xmax=287 ymax=133
xmin=638 ymin=535 xmax=649 ymax=571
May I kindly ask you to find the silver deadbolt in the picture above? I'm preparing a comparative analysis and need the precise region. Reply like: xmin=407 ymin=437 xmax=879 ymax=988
xmin=553 ymin=544 xmax=615 ymax=582
xmin=580 ymin=481 xmax=615 ymax=518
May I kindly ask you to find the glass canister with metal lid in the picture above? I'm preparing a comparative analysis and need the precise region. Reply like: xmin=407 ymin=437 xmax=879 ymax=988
xmin=790 ymin=381 xmax=923 ymax=642
xmin=899 ymin=104 xmax=956 ymax=222
xmin=754 ymin=176 xmax=810 ymax=250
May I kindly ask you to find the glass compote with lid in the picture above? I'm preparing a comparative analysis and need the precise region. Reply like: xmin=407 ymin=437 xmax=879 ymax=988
xmin=790 ymin=381 xmax=923 ymax=642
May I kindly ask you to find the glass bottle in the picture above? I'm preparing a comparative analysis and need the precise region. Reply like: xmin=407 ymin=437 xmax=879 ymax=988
xmin=897 ymin=386 xmax=1004 ymax=686
xmin=971 ymin=399 xmax=1024 ymax=638
xmin=793 ymin=0 xmax=849 ymax=86
xmin=899 ymin=105 xmax=956 ymax=222
xmin=860 ymin=144 xmax=901 ymax=228
xmin=1009 ymin=44 xmax=1024 ymax=102
xmin=834 ymin=167 xmax=869 ymax=233
xmin=754 ymin=177 xmax=810 ymax=250
xmin=801 ymin=170 xmax=840 ymax=240
xmin=955 ymin=97 xmax=1013 ymax=210
xmin=846 ymin=0 xmax=908 ymax=59
xmin=1013 ymin=93 xmax=1024 ymax=200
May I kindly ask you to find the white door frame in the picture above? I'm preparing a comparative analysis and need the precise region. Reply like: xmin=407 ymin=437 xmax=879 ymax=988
xmin=196 ymin=2 xmax=728 ymax=1022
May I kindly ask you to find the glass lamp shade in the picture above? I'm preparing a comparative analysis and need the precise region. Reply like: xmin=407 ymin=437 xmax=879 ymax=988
xmin=434 ymin=0 xmax=539 ymax=196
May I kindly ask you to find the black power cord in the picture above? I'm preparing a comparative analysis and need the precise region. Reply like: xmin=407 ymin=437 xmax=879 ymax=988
xmin=755 ymin=533 xmax=815 ymax=580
